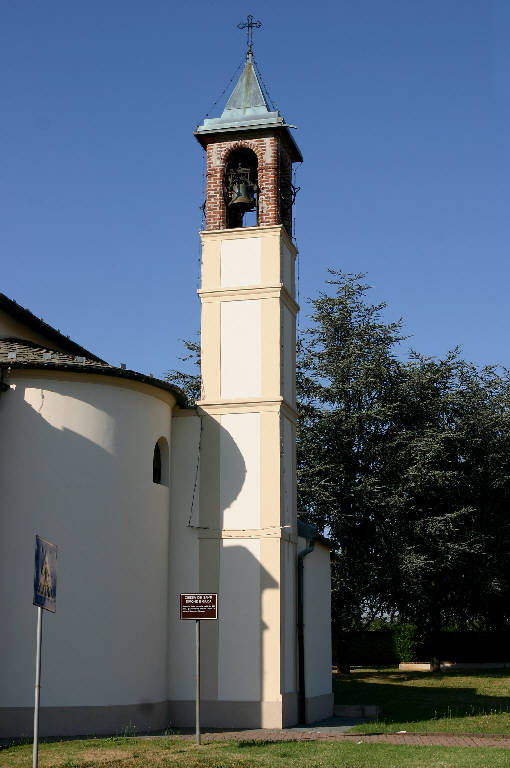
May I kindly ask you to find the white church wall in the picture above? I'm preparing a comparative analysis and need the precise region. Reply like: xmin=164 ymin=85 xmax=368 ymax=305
xmin=282 ymin=306 xmax=295 ymax=405
xmin=218 ymin=538 xmax=261 ymax=701
xmin=220 ymin=412 xmax=260 ymax=529
xmin=220 ymin=237 xmax=261 ymax=288
xmin=299 ymin=538 xmax=333 ymax=700
xmin=283 ymin=541 xmax=297 ymax=693
xmin=168 ymin=412 xmax=200 ymax=701
xmin=220 ymin=300 xmax=261 ymax=398
xmin=280 ymin=241 xmax=294 ymax=298
xmin=0 ymin=372 xmax=173 ymax=712
xmin=282 ymin=415 xmax=295 ymax=527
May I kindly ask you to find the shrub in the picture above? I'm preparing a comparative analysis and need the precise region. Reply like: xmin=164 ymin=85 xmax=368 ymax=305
xmin=394 ymin=623 xmax=418 ymax=662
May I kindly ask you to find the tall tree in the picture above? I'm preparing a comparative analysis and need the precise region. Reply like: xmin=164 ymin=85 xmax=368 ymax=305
xmin=297 ymin=271 xmax=510 ymax=633
xmin=383 ymin=352 xmax=510 ymax=633
xmin=296 ymin=271 xmax=406 ymax=629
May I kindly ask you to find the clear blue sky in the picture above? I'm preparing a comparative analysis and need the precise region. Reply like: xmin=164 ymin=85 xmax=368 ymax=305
xmin=2 ymin=0 xmax=509 ymax=378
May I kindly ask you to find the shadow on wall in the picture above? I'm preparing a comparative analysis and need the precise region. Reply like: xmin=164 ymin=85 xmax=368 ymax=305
xmin=172 ymin=410 xmax=284 ymax=729
xmin=174 ymin=536 xmax=280 ymax=729
xmin=0 ymin=378 xmax=173 ymax=738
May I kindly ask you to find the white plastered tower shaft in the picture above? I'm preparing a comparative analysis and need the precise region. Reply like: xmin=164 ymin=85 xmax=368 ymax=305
xmin=196 ymin=223 xmax=299 ymax=727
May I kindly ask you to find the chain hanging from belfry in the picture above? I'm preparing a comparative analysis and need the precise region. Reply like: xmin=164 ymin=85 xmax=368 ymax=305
xmin=280 ymin=181 xmax=300 ymax=225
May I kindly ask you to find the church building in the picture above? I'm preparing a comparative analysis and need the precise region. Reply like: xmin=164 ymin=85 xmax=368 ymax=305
xmin=0 ymin=34 xmax=333 ymax=738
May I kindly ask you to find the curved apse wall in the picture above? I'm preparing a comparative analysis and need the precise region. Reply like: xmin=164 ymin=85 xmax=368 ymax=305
xmin=0 ymin=371 xmax=174 ymax=733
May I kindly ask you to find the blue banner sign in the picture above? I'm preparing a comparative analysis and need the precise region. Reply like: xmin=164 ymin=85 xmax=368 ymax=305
xmin=33 ymin=536 xmax=57 ymax=613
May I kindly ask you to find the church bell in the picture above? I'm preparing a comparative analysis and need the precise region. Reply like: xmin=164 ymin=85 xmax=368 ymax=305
xmin=230 ymin=181 xmax=255 ymax=207
xmin=228 ymin=165 xmax=257 ymax=211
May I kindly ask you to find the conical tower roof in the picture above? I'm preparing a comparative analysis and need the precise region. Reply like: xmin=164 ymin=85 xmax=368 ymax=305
xmin=195 ymin=52 xmax=302 ymax=161
xmin=222 ymin=53 xmax=270 ymax=116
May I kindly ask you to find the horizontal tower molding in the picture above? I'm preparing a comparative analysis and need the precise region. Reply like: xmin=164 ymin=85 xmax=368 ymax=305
xmin=197 ymin=399 xmax=297 ymax=422
xmin=201 ymin=223 xmax=297 ymax=252
xmin=198 ymin=285 xmax=299 ymax=315
xmin=196 ymin=526 xmax=296 ymax=542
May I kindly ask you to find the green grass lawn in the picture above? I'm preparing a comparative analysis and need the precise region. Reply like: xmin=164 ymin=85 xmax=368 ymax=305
xmin=2 ymin=670 xmax=509 ymax=766
xmin=2 ymin=737 xmax=510 ymax=768
xmin=334 ymin=668 xmax=510 ymax=734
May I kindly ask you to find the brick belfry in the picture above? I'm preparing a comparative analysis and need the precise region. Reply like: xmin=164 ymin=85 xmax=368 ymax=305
xmin=192 ymin=21 xmax=303 ymax=728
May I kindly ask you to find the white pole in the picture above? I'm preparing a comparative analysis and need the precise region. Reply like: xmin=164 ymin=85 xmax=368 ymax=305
xmin=33 ymin=606 xmax=42 ymax=768
xmin=195 ymin=619 xmax=200 ymax=745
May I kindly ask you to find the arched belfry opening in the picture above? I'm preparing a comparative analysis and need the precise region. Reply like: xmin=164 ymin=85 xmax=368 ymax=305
xmin=223 ymin=147 xmax=259 ymax=229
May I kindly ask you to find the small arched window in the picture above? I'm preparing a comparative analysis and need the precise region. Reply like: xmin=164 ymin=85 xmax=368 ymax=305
xmin=153 ymin=437 xmax=169 ymax=486
xmin=153 ymin=443 xmax=162 ymax=484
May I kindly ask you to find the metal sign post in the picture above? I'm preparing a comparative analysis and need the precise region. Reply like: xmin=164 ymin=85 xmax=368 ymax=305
xmin=32 ymin=536 xmax=57 ymax=768
xmin=195 ymin=619 xmax=200 ymax=745
xmin=180 ymin=593 xmax=218 ymax=745
xmin=33 ymin=606 xmax=42 ymax=768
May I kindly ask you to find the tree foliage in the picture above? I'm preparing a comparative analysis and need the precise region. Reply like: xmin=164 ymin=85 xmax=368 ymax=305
xmin=165 ymin=337 xmax=202 ymax=403
xmin=297 ymin=271 xmax=510 ymax=632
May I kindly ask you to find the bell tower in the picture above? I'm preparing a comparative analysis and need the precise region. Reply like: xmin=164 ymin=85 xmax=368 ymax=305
xmin=192 ymin=23 xmax=302 ymax=728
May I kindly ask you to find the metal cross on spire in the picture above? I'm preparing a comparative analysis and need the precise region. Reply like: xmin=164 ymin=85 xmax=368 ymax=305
xmin=237 ymin=14 xmax=262 ymax=55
